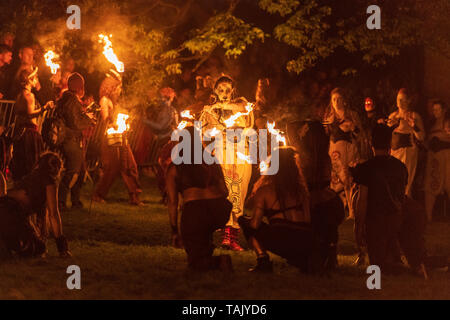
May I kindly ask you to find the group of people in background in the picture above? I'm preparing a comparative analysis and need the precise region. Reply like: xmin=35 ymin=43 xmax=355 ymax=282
xmin=0 ymin=31 xmax=448 ymax=278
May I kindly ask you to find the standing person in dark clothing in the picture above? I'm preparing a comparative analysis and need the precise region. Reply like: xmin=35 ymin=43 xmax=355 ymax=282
xmin=58 ymin=72 xmax=94 ymax=210
xmin=293 ymin=120 xmax=345 ymax=272
xmin=10 ymin=68 xmax=54 ymax=182
xmin=360 ymin=97 xmax=385 ymax=160
xmin=0 ymin=45 xmax=13 ymax=99
xmin=351 ymin=124 xmax=408 ymax=274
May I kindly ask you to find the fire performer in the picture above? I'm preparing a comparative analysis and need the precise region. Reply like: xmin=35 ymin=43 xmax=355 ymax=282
xmin=424 ymin=100 xmax=450 ymax=221
xmin=200 ymin=75 xmax=254 ymax=251
xmin=57 ymin=73 xmax=94 ymax=210
xmin=238 ymin=147 xmax=312 ymax=273
xmin=166 ymin=125 xmax=233 ymax=271
xmin=0 ymin=152 xmax=71 ymax=258
xmin=92 ymin=72 xmax=142 ymax=206
xmin=387 ymin=88 xmax=425 ymax=197
xmin=10 ymin=68 xmax=54 ymax=182
xmin=323 ymin=87 xmax=364 ymax=219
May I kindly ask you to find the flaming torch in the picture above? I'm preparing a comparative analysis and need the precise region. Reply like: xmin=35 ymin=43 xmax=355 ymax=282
xmin=180 ymin=110 xmax=194 ymax=120
xmin=237 ymin=152 xmax=252 ymax=164
xmin=107 ymin=113 xmax=129 ymax=145
xmin=44 ymin=50 xmax=60 ymax=74
xmin=259 ymin=160 xmax=269 ymax=174
xmin=224 ymin=103 xmax=253 ymax=128
xmin=98 ymin=34 xmax=124 ymax=73
xmin=267 ymin=121 xmax=287 ymax=146
xmin=177 ymin=120 xmax=188 ymax=130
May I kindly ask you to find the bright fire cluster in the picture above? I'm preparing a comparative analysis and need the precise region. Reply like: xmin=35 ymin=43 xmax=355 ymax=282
xmin=107 ymin=113 xmax=129 ymax=135
xmin=98 ymin=34 xmax=124 ymax=73
xmin=224 ymin=103 xmax=253 ymax=127
xmin=44 ymin=50 xmax=60 ymax=74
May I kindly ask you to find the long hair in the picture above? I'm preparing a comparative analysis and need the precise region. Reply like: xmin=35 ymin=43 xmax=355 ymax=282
xmin=324 ymin=87 xmax=350 ymax=123
xmin=35 ymin=152 xmax=63 ymax=180
xmin=297 ymin=120 xmax=331 ymax=191
xmin=175 ymin=125 xmax=222 ymax=189
xmin=430 ymin=99 xmax=448 ymax=127
xmin=252 ymin=147 xmax=310 ymax=217
xmin=18 ymin=68 xmax=36 ymax=88
xmin=99 ymin=76 xmax=121 ymax=104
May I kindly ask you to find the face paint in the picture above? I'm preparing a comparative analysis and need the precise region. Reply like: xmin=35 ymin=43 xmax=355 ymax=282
xmin=365 ymin=98 xmax=374 ymax=112
xmin=215 ymin=82 xmax=233 ymax=103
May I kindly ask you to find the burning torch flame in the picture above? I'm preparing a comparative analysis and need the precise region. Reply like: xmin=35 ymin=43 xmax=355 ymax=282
xmin=44 ymin=50 xmax=60 ymax=74
xmin=180 ymin=110 xmax=194 ymax=120
xmin=237 ymin=152 xmax=252 ymax=164
xmin=267 ymin=121 xmax=287 ymax=146
xmin=98 ymin=34 xmax=124 ymax=73
xmin=259 ymin=161 xmax=269 ymax=174
xmin=224 ymin=103 xmax=253 ymax=128
xmin=177 ymin=120 xmax=188 ymax=130
xmin=107 ymin=113 xmax=129 ymax=135
xmin=209 ymin=127 xmax=219 ymax=137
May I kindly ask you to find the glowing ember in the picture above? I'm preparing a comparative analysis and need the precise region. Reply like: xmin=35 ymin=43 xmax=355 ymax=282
xmin=98 ymin=34 xmax=124 ymax=73
xmin=224 ymin=103 xmax=253 ymax=128
xmin=267 ymin=121 xmax=287 ymax=145
xmin=107 ymin=113 xmax=129 ymax=135
xmin=180 ymin=110 xmax=194 ymax=119
xmin=44 ymin=50 xmax=60 ymax=74
xmin=259 ymin=161 xmax=269 ymax=174
xmin=177 ymin=120 xmax=188 ymax=130
xmin=237 ymin=152 xmax=252 ymax=164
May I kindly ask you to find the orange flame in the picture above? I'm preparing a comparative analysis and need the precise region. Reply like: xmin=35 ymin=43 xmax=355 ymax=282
xmin=98 ymin=34 xmax=124 ymax=73
xmin=259 ymin=161 xmax=269 ymax=174
xmin=177 ymin=120 xmax=188 ymax=130
xmin=180 ymin=110 xmax=194 ymax=120
xmin=224 ymin=103 xmax=253 ymax=128
xmin=267 ymin=121 xmax=286 ymax=145
xmin=107 ymin=113 xmax=129 ymax=135
xmin=44 ymin=50 xmax=60 ymax=74
xmin=237 ymin=152 xmax=252 ymax=164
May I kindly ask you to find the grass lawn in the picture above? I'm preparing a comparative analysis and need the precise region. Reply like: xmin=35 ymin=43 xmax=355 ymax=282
xmin=0 ymin=175 xmax=449 ymax=300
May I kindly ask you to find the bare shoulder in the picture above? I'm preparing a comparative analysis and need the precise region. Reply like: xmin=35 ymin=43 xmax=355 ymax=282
xmin=99 ymin=96 xmax=112 ymax=108
xmin=23 ymin=90 xmax=34 ymax=102
xmin=388 ymin=110 xmax=399 ymax=118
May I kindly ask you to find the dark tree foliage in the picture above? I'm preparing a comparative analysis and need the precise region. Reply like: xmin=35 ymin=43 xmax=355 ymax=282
xmin=0 ymin=0 xmax=447 ymax=107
